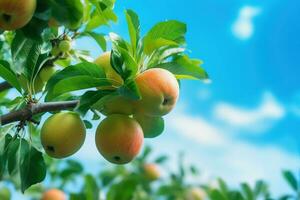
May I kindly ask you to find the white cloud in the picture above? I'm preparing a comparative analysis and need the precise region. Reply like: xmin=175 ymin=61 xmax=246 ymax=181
xmin=213 ymin=92 xmax=285 ymax=132
xmin=164 ymin=107 xmax=299 ymax=196
xmin=232 ymin=6 xmax=261 ymax=40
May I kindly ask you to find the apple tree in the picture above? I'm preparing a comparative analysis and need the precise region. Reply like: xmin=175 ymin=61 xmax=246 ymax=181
xmin=0 ymin=0 xmax=209 ymax=193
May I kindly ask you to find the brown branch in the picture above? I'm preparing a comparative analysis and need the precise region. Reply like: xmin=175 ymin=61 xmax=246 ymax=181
xmin=0 ymin=82 xmax=12 ymax=92
xmin=0 ymin=100 xmax=79 ymax=126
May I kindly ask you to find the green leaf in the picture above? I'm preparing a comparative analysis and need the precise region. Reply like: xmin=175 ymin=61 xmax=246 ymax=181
xmin=241 ymin=183 xmax=254 ymax=200
xmin=117 ymin=80 xmax=141 ymax=100
xmin=20 ymin=143 xmax=46 ymax=192
xmin=110 ymin=32 xmax=130 ymax=51
xmin=125 ymin=9 xmax=140 ymax=56
xmin=155 ymin=55 xmax=209 ymax=80
xmin=143 ymin=20 xmax=186 ymax=55
xmin=76 ymin=90 xmax=113 ymax=116
xmin=282 ymin=170 xmax=298 ymax=191
xmin=209 ymin=189 xmax=227 ymax=200
xmin=49 ymin=0 xmax=84 ymax=29
xmin=0 ymin=134 xmax=12 ymax=179
xmin=0 ymin=60 xmax=22 ymax=93
xmin=21 ymin=17 xmax=48 ymax=40
xmin=45 ymin=62 xmax=110 ymax=100
xmin=147 ymin=46 xmax=185 ymax=68
xmin=83 ymin=174 xmax=99 ymax=200
xmin=85 ymin=0 xmax=117 ymax=31
xmin=7 ymin=138 xmax=46 ymax=192
xmin=154 ymin=155 xmax=168 ymax=164
xmin=81 ymin=32 xmax=107 ymax=51
xmin=83 ymin=120 xmax=93 ymax=129
xmin=11 ymin=31 xmax=43 ymax=78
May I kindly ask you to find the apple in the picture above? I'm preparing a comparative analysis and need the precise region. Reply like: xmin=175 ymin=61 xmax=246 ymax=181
xmin=95 ymin=114 xmax=143 ymax=164
xmin=58 ymin=40 xmax=72 ymax=53
xmin=143 ymin=163 xmax=161 ymax=181
xmin=0 ymin=187 xmax=10 ymax=200
xmin=133 ymin=114 xmax=164 ymax=138
xmin=94 ymin=51 xmax=124 ymax=89
xmin=135 ymin=68 xmax=179 ymax=116
xmin=0 ymin=0 xmax=36 ymax=30
xmin=39 ymin=66 xmax=56 ymax=83
xmin=185 ymin=187 xmax=206 ymax=200
xmin=41 ymin=189 xmax=66 ymax=200
xmin=41 ymin=112 xmax=86 ymax=159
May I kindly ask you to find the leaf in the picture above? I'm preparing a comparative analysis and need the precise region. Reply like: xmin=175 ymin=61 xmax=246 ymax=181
xmin=147 ymin=46 xmax=185 ymax=68
xmin=154 ymin=155 xmax=168 ymax=164
xmin=155 ymin=55 xmax=209 ymax=80
xmin=85 ymin=0 xmax=117 ymax=31
xmin=0 ymin=134 xmax=12 ymax=179
xmin=209 ymin=189 xmax=227 ymax=200
xmin=83 ymin=120 xmax=93 ymax=129
xmin=76 ymin=90 xmax=113 ymax=116
xmin=125 ymin=9 xmax=140 ymax=55
xmin=7 ymin=138 xmax=46 ymax=192
xmin=241 ymin=183 xmax=254 ymax=200
xmin=45 ymin=62 xmax=110 ymax=100
xmin=81 ymin=32 xmax=107 ymax=51
xmin=20 ymin=143 xmax=46 ymax=192
xmin=0 ymin=60 xmax=22 ymax=93
xmin=282 ymin=170 xmax=298 ymax=191
xmin=11 ymin=31 xmax=43 ymax=79
xmin=83 ymin=174 xmax=99 ymax=200
xmin=49 ymin=0 xmax=84 ymax=29
xmin=109 ymin=32 xmax=130 ymax=51
xmin=21 ymin=17 xmax=48 ymax=40
xmin=117 ymin=79 xmax=141 ymax=100
xmin=143 ymin=20 xmax=186 ymax=55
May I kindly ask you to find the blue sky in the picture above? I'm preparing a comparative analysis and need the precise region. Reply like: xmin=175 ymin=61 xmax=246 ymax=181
xmin=7 ymin=0 xmax=300 ymax=198
xmin=79 ymin=0 xmax=300 ymax=195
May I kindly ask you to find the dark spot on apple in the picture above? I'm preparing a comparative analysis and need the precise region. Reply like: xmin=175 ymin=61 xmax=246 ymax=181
xmin=113 ymin=156 xmax=121 ymax=162
xmin=162 ymin=98 xmax=171 ymax=105
xmin=47 ymin=145 xmax=55 ymax=152
xmin=2 ymin=14 xmax=11 ymax=22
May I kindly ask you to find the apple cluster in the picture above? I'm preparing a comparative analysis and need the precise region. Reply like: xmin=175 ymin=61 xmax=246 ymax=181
xmin=94 ymin=52 xmax=179 ymax=164
xmin=40 ymin=51 xmax=179 ymax=165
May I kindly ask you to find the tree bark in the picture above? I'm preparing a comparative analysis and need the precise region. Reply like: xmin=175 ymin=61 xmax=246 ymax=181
xmin=0 ymin=100 xmax=79 ymax=126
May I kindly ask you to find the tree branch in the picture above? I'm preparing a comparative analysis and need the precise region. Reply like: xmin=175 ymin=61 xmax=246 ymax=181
xmin=0 ymin=82 xmax=12 ymax=92
xmin=0 ymin=100 xmax=79 ymax=126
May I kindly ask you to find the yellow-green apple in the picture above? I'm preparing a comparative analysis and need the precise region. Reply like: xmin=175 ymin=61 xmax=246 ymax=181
xmin=39 ymin=66 xmax=56 ymax=83
xmin=41 ymin=189 xmax=66 ymax=200
xmin=135 ymin=68 xmax=179 ymax=116
xmin=95 ymin=114 xmax=143 ymax=164
xmin=100 ymin=95 xmax=136 ymax=116
xmin=185 ymin=187 xmax=206 ymax=200
xmin=143 ymin=163 xmax=161 ymax=181
xmin=41 ymin=112 xmax=86 ymax=158
xmin=0 ymin=0 xmax=36 ymax=30
xmin=133 ymin=114 xmax=164 ymax=138
xmin=0 ymin=187 xmax=10 ymax=200
xmin=94 ymin=51 xmax=124 ymax=90
xmin=58 ymin=40 xmax=72 ymax=53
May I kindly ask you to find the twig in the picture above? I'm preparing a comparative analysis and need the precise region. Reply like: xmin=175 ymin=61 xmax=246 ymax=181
xmin=0 ymin=100 xmax=79 ymax=126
